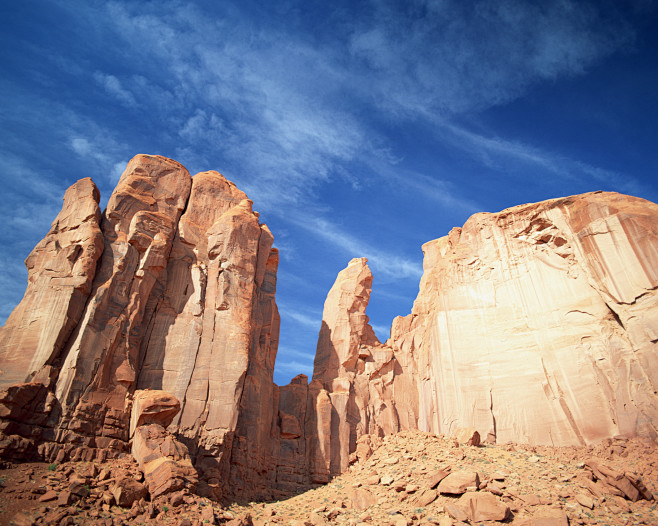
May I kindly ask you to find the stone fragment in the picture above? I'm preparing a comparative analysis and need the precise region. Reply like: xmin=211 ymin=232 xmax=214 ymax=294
xmin=458 ymin=492 xmax=510 ymax=522
xmin=131 ymin=423 xmax=198 ymax=499
xmin=576 ymin=492 xmax=595 ymax=509
xmin=349 ymin=487 xmax=377 ymax=511
xmin=365 ymin=474 xmax=381 ymax=485
xmin=427 ymin=469 xmax=450 ymax=489
xmin=225 ymin=514 xmax=254 ymax=526
xmin=444 ymin=503 xmax=469 ymax=522
xmin=57 ymin=490 xmax=73 ymax=506
xmin=111 ymin=476 xmax=148 ymax=508
xmin=412 ymin=489 xmax=437 ymax=507
xmin=454 ymin=428 xmax=480 ymax=447
xmin=130 ymin=390 xmax=181 ymax=437
xmin=38 ymin=490 xmax=57 ymax=502
xmin=528 ymin=508 xmax=570 ymax=526
xmin=438 ymin=471 xmax=480 ymax=495
xmin=487 ymin=482 xmax=503 ymax=496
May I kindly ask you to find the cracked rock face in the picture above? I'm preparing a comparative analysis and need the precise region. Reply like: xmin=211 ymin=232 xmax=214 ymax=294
xmin=387 ymin=191 xmax=658 ymax=445
xmin=0 ymin=177 xmax=103 ymax=388
xmin=296 ymin=191 xmax=658 ymax=480
xmin=0 ymin=156 xmax=656 ymax=503
xmin=0 ymin=155 xmax=280 ymax=500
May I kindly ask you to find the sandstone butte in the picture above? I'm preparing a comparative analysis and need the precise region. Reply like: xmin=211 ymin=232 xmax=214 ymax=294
xmin=0 ymin=154 xmax=656 ymax=504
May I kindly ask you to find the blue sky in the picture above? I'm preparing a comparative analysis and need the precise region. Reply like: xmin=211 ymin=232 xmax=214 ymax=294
xmin=1 ymin=0 xmax=657 ymax=385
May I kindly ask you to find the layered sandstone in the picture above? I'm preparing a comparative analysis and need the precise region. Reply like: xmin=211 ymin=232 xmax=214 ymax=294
xmin=296 ymin=191 xmax=658 ymax=479
xmin=0 ymin=155 xmax=280 ymax=501
xmin=0 ymin=153 xmax=657 ymax=504
xmin=0 ymin=178 xmax=103 ymax=388
xmin=306 ymin=257 xmax=418 ymax=479
xmin=388 ymin=191 xmax=658 ymax=445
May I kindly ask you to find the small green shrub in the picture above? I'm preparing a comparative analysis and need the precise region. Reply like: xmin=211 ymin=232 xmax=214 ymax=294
xmin=47 ymin=463 xmax=57 ymax=471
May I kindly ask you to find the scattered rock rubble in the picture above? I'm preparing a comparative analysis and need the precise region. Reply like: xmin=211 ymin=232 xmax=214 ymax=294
xmin=1 ymin=429 xmax=656 ymax=525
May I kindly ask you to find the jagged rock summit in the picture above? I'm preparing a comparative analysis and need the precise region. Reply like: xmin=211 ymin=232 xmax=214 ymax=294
xmin=0 ymin=155 xmax=280 ymax=500
xmin=0 ymin=154 xmax=657 ymax=506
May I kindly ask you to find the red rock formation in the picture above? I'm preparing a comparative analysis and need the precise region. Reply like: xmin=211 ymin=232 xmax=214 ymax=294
xmin=52 ymin=155 xmax=191 ymax=451
xmin=299 ymin=191 xmax=658 ymax=476
xmin=307 ymin=257 xmax=417 ymax=478
xmin=1 ymin=154 xmax=657 ymax=504
xmin=0 ymin=178 xmax=103 ymax=388
xmin=130 ymin=390 xmax=198 ymax=500
xmin=0 ymin=155 xmax=281 ymax=501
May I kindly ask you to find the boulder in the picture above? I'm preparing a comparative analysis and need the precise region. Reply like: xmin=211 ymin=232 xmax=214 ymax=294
xmin=438 ymin=471 xmax=480 ymax=495
xmin=585 ymin=459 xmax=653 ymax=501
xmin=458 ymin=492 xmax=510 ymax=522
xmin=349 ymin=487 xmax=377 ymax=511
xmin=132 ymin=423 xmax=198 ymax=499
xmin=454 ymin=427 xmax=480 ymax=447
xmin=111 ymin=476 xmax=148 ymax=508
xmin=130 ymin=390 xmax=181 ymax=437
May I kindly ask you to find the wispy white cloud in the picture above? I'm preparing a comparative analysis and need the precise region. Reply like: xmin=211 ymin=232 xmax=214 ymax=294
xmin=346 ymin=0 xmax=634 ymax=116
xmin=93 ymin=72 xmax=137 ymax=108
xmin=370 ymin=323 xmax=391 ymax=340
xmin=277 ymin=346 xmax=316 ymax=361
xmin=78 ymin=0 xmax=642 ymax=215
xmin=288 ymin=214 xmax=423 ymax=280
xmin=275 ymin=360 xmax=314 ymax=378
xmin=437 ymin=121 xmax=648 ymax=196
xmin=279 ymin=308 xmax=322 ymax=330
xmin=68 ymin=136 xmax=129 ymax=187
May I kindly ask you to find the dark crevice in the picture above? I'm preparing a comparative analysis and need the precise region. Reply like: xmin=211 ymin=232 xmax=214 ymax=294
xmin=606 ymin=304 xmax=625 ymax=330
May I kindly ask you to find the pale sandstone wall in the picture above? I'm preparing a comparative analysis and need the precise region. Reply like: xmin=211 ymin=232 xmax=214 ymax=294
xmin=388 ymin=192 xmax=658 ymax=446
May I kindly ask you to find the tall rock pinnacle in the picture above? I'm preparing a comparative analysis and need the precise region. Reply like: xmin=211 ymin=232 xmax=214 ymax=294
xmin=0 ymin=177 xmax=103 ymax=387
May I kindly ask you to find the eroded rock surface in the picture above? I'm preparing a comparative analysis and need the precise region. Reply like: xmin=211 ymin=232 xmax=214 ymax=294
xmin=0 ymin=154 xmax=656 ymax=505
xmin=284 ymin=191 xmax=658 ymax=483
xmin=0 ymin=178 xmax=103 ymax=388
xmin=130 ymin=390 xmax=197 ymax=501
xmin=0 ymin=155 xmax=281 ymax=501
xmin=389 ymin=191 xmax=658 ymax=445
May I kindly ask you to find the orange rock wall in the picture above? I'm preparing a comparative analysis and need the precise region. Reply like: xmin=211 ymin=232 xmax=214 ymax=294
xmin=300 ymin=192 xmax=658 ymax=483
xmin=1 ymin=156 xmax=657 ymax=501
xmin=0 ymin=155 xmax=282 ymax=500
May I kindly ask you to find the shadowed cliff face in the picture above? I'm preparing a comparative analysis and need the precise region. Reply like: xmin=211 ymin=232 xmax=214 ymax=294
xmin=0 ymin=155 xmax=657 ymax=503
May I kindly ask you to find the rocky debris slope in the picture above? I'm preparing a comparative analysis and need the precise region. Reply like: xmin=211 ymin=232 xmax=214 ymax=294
xmin=1 ymin=430 xmax=655 ymax=525
xmin=234 ymin=430 xmax=657 ymax=526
